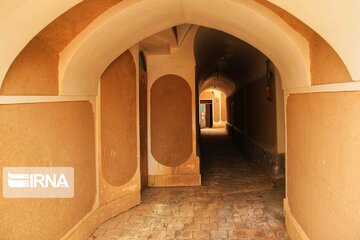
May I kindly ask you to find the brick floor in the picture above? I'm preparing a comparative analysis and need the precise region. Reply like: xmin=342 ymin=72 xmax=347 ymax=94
xmin=90 ymin=128 xmax=288 ymax=240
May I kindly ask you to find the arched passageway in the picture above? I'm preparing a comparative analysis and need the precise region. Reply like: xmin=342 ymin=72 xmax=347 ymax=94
xmin=195 ymin=26 xmax=285 ymax=184
xmin=90 ymin=24 xmax=289 ymax=239
xmin=1 ymin=1 xmax=360 ymax=240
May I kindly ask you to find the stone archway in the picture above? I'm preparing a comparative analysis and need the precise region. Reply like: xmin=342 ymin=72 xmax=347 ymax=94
xmin=1 ymin=1 xmax=359 ymax=240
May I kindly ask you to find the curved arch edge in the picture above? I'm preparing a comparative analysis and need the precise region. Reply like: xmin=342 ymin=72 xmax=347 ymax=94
xmin=0 ymin=0 xmax=82 ymax=89
xmin=58 ymin=0 xmax=311 ymax=96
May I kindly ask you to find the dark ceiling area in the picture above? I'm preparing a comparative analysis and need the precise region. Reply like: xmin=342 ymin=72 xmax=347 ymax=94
xmin=194 ymin=27 xmax=269 ymax=95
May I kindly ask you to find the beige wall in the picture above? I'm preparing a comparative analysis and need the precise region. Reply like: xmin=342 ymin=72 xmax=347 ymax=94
xmin=65 ymin=46 xmax=142 ymax=240
xmin=0 ymin=37 xmax=59 ymax=95
xmin=0 ymin=101 xmax=96 ymax=239
xmin=246 ymin=78 xmax=277 ymax=151
xmin=0 ymin=1 xmax=360 ymax=240
xmin=151 ymin=74 xmax=192 ymax=167
xmin=256 ymin=0 xmax=352 ymax=86
xmin=221 ymin=93 xmax=226 ymax=122
xmin=199 ymin=91 xmax=214 ymax=100
xmin=2 ymin=0 xmax=359 ymax=92
xmin=265 ymin=0 xmax=360 ymax=80
xmin=213 ymin=97 xmax=220 ymax=122
xmin=275 ymin=69 xmax=285 ymax=153
xmin=286 ymin=92 xmax=360 ymax=239
xmin=146 ymin=26 xmax=200 ymax=187
xmin=0 ymin=46 xmax=142 ymax=240
xmin=227 ymin=63 xmax=282 ymax=153
xmin=0 ymin=0 xmax=121 ymax=96
xmin=100 ymin=50 xmax=139 ymax=204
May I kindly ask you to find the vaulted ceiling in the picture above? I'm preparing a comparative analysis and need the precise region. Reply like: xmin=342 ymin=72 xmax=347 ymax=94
xmin=140 ymin=24 xmax=192 ymax=55
xmin=140 ymin=25 xmax=270 ymax=96
xmin=194 ymin=27 xmax=268 ymax=95
xmin=1 ymin=0 xmax=356 ymax=96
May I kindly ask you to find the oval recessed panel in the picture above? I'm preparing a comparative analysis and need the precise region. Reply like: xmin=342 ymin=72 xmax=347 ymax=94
xmin=151 ymin=74 xmax=192 ymax=167
xmin=101 ymin=50 xmax=137 ymax=186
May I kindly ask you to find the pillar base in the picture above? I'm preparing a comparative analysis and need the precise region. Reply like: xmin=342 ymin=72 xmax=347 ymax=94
xmin=148 ymin=174 xmax=201 ymax=187
xmin=284 ymin=198 xmax=310 ymax=240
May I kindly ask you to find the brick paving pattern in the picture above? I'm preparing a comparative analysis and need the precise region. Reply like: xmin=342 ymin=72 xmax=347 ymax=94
xmin=90 ymin=128 xmax=288 ymax=239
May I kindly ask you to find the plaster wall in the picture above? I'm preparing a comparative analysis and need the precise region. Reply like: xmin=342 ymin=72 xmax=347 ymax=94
xmin=266 ymin=0 xmax=360 ymax=80
xmin=221 ymin=93 xmax=227 ymax=122
xmin=0 ymin=37 xmax=59 ymax=95
xmin=275 ymin=69 xmax=285 ymax=154
xmin=100 ymin=50 xmax=140 ymax=204
xmin=63 ymin=45 xmax=142 ymax=240
xmin=0 ymin=46 xmax=142 ymax=240
xmin=227 ymin=63 xmax=281 ymax=153
xmin=256 ymin=0 xmax=353 ymax=86
xmin=1 ymin=0 xmax=358 ymax=96
xmin=151 ymin=75 xmax=192 ymax=167
xmin=146 ymin=27 xmax=200 ymax=187
xmin=199 ymin=91 xmax=214 ymax=100
xmin=309 ymin=35 xmax=352 ymax=85
xmin=0 ymin=0 xmax=121 ymax=96
xmin=213 ymin=98 xmax=220 ymax=123
xmin=2 ymin=0 xmax=359 ymax=91
xmin=0 ymin=0 xmax=82 ymax=84
xmin=286 ymin=92 xmax=360 ymax=239
xmin=0 ymin=1 xmax=359 ymax=239
xmin=65 ymin=46 xmax=142 ymax=239
xmin=226 ymin=62 xmax=285 ymax=182
xmin=246 ymin=78 xmax=277 ymax=152
xmin=0 ymin=101 xmax=96 ymax=239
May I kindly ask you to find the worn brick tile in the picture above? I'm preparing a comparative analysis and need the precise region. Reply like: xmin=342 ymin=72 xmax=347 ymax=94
xmin=175 ymin=230 xmax=193 ymax=239
xmin=90 ymin=129 xmax=288 ymax=240
xmin=210 ymin=230 xmax=228 ymax=239
xmin=97 ymin=220 xmax=119 ymax=229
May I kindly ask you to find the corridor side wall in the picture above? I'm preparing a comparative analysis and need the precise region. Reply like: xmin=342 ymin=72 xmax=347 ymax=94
xmin=226 ymin=61 xmax=285 ymax=182
xmin=286 ymin=92 xmax=360 ymax=239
